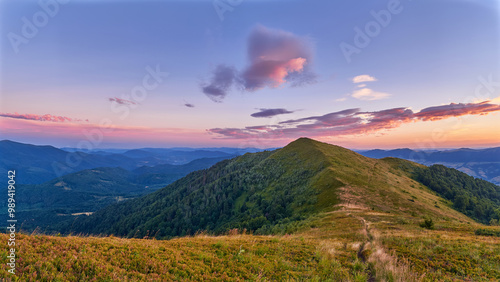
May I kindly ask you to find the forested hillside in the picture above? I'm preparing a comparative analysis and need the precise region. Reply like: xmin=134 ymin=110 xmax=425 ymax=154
xmin=413 ymin=164 xmax=500 ymax=224
xmin=0 ymin=157 xmax=229 ymax=232
xmin=62 ymin=138 xmax=500 ymax=240
xmin=65 ymin=139 xmax=339 ymax=237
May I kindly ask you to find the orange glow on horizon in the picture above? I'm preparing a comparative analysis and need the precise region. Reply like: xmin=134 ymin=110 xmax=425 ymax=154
xmin=1 ymin=112 xmax=499 ymax=149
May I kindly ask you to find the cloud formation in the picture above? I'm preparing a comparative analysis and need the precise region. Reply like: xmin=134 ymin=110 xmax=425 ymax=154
xmin=184 ymin=103 xmax=195 ymax=108
xmin=250 ymin=108 xmax=295 ymax=118
xmin=201 ymin=65 xmax=239 ymax=103
xmin=241 ymin=25 xmax=315 ymax=91
xmin=414 ymin=101 xmax=500 ymax=121
xmin=208 ymin=101 xmax=500 ymax=139
xmin=202 ymin=25 xmax=316 ymax=102
xmin=0 ymin=112 xmax=83 ymax=123
xmin=352 ymin=75 xmax=377 ymax=83
xmin=352 ymin=88 xmax=390 ymax=101
xmin=109 ymin=97 xmax=138 ymax=105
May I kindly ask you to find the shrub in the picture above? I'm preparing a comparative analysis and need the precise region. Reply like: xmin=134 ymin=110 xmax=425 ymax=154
xmin=474 ymin=228 xmax=500 ymax=237
xmin=420 ymin=218 xmax=434 ymax=230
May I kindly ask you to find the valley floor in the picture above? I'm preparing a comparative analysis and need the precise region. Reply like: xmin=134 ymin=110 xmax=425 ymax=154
xmin=1 ymin=204 xmax=499 ymax=281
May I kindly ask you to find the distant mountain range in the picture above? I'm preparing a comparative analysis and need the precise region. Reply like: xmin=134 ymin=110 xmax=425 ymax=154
xmin=358 ymin=147 xmax=500 ymax=185
xmin=61 ymin=146 xmax=266 ymax=156
xmin=0 ymin=140 xmax=260 ymax=184
xmin=0 ymin=140 xmax=265 ymax=230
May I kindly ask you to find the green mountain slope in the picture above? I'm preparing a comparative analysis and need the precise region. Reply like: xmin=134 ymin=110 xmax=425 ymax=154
xmin=65 ymin=138 xmax=497 ymax=239
xmin=4 ymin=138 xmax=500 ymax=281
xmin=1 ymin=157 xmax=229 ymax=232
xmin=412 ymin=164 xmax=500 ymax=224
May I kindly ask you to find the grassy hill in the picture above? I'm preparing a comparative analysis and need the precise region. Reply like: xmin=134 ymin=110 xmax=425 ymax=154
xmin=2 ymin=138 xmax=500 ymax=281
xmin=66 ymin=138 xmax=498 ymax=238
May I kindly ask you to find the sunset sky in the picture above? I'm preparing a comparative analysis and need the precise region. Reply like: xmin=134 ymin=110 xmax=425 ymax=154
xmin=1 ymin=0 xmax=499 ymax=149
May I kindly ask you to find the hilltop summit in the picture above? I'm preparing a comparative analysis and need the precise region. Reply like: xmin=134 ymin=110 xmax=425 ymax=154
xmin=65 ymin=138 xmax=474 ymax=238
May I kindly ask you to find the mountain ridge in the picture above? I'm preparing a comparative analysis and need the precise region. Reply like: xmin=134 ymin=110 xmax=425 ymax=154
xmin=0 ymin=140 xmax=239 ymax=184
xmin=359 ymin=146 xmax=500 ymax=185
xmin=64 ymin=137 xmax=486 ymax=238
xmin=3 ymin=138 xmax=500 ymax=281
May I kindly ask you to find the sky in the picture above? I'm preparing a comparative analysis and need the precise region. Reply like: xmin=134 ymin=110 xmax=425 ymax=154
xmin=1 ymin=0 xmax=499 ymax=149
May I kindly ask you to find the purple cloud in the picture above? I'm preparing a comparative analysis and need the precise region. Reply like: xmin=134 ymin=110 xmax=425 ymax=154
xmin=201 ymin=25 xmax=316 ymax=102
xmin=415 ymin=101 xmax=500 ymax=121
xmin=201 ymin=65 xmax=239 ymax=103
xmin=109 ymin=97 xmax=138 ymax=105
xmin=251 ymin=108 xmax=295 ymax=118
xmin=208 ymin=101 xmax=500 ymax=139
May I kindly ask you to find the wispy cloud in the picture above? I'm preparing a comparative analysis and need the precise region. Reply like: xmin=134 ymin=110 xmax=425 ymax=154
xmin=414 ymin=101 xmax=500 ymax=121
xmin=201 ymin=25 xmax=316 ymax=102
xmin=250 ymin=108 xmax=295 ymax=118
xmin=208 ymin=101 xmax=500 ymax=139
xmin=351 ymin=88 xmax=390 ymax=101
xmin=184 ymin=103 xmax=195 ymax=108
xmin=349 ymin=75 xmax=388 ymax=101
xmin=0 ymin=112 xmax=85 ymax=123
xmin=352 ymin=75 xmax=377 ymax=83
xmin=109 ymin=97 xmax=138 ymax=105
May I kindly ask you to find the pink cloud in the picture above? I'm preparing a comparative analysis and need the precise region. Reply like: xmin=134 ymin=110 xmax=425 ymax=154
xmin=414 ymin=101 xmax=500 ymax=121
xmin=202 ymin=25 xmax=316 ymax=101
xmin=0 ymin=112 xmax=83 ymax=123
xmin=208 ymin=101 xmax=500 ymax=139
xmin=242 ymin=25 xmax=314 ymax=90
xmin=243 ymin=57 xmax=307 ymax=89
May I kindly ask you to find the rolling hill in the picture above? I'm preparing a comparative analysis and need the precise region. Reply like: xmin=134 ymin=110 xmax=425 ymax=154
xmin=66 ymin=138 xmax=500 ymax=238
xmin=2 ymin=138 xmax=500 ymax=281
